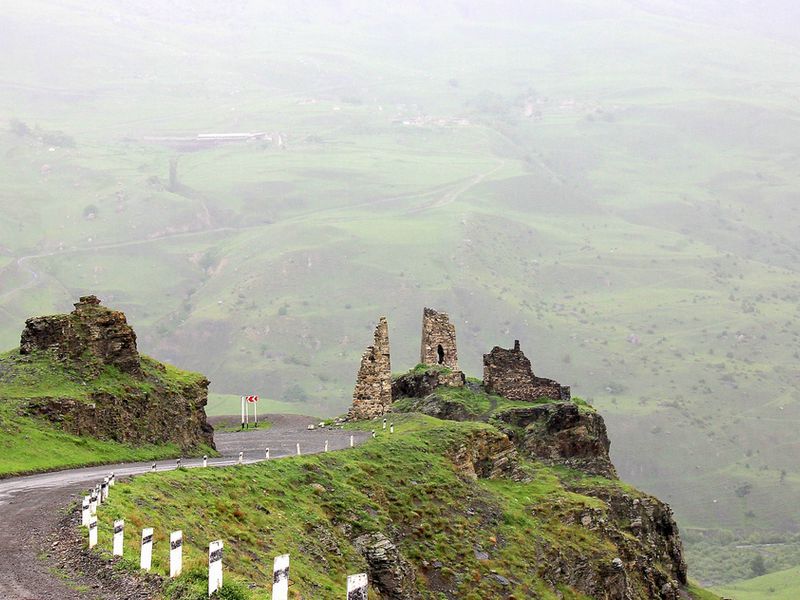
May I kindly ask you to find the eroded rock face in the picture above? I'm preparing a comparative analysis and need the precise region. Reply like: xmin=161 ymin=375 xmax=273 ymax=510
xmin=391 ymin=369 xmax=466 ymax=402
xmin=353 ymin=532 xmax=421 ymax=600
xmin=26 ymin=381 xmax=214 ymax=450
xmin=549 ymin=485 xmax=687 ymax=599
xmin=494 ymin=402 xmax=618 ymax=478
xmin=349 ymin=317 xmax=392 ymax=420
xmin=17 ymin=295 xmax=214 ymax=450
xmin=448 ymin=427 xmax=527 ymax=481
xmin=483 ymin=340 xmax=570 ymax=402
xmin=20 ymin=295 xmax=142 ymax=376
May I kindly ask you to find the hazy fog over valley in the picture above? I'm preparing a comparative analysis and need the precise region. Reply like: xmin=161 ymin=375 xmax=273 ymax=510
xmin=2 ymin=0 xmax=800 ymax=593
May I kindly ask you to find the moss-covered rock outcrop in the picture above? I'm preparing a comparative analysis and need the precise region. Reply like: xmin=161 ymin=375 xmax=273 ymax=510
xmin=0 ymin=296 xmax=214 ymax=475
xmin=386 ymin=374 xmax=690 ymax=599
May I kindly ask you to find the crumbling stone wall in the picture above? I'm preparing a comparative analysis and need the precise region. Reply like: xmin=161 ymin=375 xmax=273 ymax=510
xmin=20 ymin=295 xmax=142 ymax=376
xmin=483 ymin=340 xmax=570 ymax=401
xmin=420 ymin=307 xmax=459 ymax=370
xmin=349 ymin=317 xmax=392 ymax=420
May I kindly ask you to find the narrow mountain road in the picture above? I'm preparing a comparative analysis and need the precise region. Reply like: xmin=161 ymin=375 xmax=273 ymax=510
xmin=0 ymin=415 xmax=368 ymax=600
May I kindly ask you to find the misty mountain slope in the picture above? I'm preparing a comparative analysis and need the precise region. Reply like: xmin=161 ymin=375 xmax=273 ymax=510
xmin=2 ymin=0 xmax=800 ymax=589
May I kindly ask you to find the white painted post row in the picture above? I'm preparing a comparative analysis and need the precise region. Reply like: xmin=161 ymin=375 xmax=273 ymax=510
xmin=86 ymin=522 xmax=367 ymax=599
xmin=347 ymin=573 xmax=368 ymax=599
xmin=88 ymin=515 xmax=98 ymax=548
xmin=82 ymin=496 xmax=90 ymax=526
xmin=113 ymin=519 xmax=124 ymax=557
xmin=140 ymin=528 xmax=154 ymax=571
xmin=208 ymin=540 xmax=223 ymax=597
xmin=170 ymin=530 xmax=183 ymax=578
xmin=272 ymin=554 xmax=289 ymax=600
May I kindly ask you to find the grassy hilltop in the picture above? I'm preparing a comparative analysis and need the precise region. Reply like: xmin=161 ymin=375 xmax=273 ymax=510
xmin=86 ymin=387 xmax=718 ymax=599
xmin=0 ymin=349 xmax=213 ymax=476
xmin=1 ymin=0 xmax=799 ymax=589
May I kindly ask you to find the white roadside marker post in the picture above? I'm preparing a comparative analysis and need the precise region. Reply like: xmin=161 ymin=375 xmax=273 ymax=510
xmin=152 ymin=462 xmax=157 ymax=472
xmin=350 ymin=435 xmax=354 ymax=448
xmin=324 ymin=440 xmax=329 ymax=452
xmin=176 ymin=458 xmax=182 ymax=469
xmin=238 ymin=451 xmax=243 ymax=465
xmin=101 ymin=478 xmax=109 ymax=502
xmin=346 ymin=573 xmax=368 ymax=600
xmin=88 ymin=515 xmax=98 ymax=548
xmin=382 ymin=418 xmax=387 ymax=430
xmin=81 ymin=496 xmax=90 ymax=526
xmin=208 ymin=540 xmax=223 ymax=597
xmin=265 ymin=448 xmax=270 ymax=460
xmin=296 ymin=443 xmax=301 ymax=456
xmin=95 ymin=484 xmax=103 ymax=506
xmin=140 ymin=528 xmax=154 ymax=571
xmin=89 ymin=490 xmax=97 ymax=515
xmin=113 ymin=519 xmax=124 ymax=557
xmin=272 ymin=554 xmax=290 ymax=600
xmin=390 ymin=423 xmax=394 ymax=434
xmin=203 ymin=455 xmax=208 ymax=468
xmin=109 ymin=472 xmax=115 ymax=487
xmin=170 ymin=530 xmax=183 ymax=578
xmin=371 ymin=430 xmax=376 ymax=439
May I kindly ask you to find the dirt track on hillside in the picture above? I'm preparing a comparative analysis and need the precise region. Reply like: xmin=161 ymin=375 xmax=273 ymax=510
xmin=0 ymin=416 xmax=368 ymax=600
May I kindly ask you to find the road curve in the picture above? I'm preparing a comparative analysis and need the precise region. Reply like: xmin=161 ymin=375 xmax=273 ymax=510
xmin=0 ymin=415 xmax=368 ymax=600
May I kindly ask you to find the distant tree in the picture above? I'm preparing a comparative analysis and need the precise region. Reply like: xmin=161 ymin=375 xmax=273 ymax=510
xmin=82 ymin=204 xmax=99 ymax=220
xmin=168 ymin=157 xmax=179 ymax=191
xmin=9 ymin=118 xmax=30 ymax=136
xmin=40 ymin=130 xmax=75 ymax=147
xmin=281 ymin=384 xmax=308 ymax=403
xmin=749 ymin=554 xmax=767 ymax=577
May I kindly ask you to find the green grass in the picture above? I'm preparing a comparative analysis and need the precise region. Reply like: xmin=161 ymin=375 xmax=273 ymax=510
xmin=89 ymin=413 xmax=705 ymax=599
xmin=0 ymin=349 xmax=214 ymax=476
xmin=392 ymin=378 xmax=587 ymax=421
xmin=2 ymin=1 xmax=800 ymax=587
xmin=713 ymin=566 xmax=800 ymax=600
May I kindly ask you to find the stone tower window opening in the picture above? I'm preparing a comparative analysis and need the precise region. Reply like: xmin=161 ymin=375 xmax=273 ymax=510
xmin=437 ymin=345 xmax=445 ymax=364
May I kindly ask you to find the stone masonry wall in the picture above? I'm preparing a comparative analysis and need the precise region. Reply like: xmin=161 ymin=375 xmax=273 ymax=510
xmin=419 ymin=307 xmax=459 ymax=370
xmin=483 ymin=340 xmax=570 ymax=401
xmin=349 ymin=317 xmax=392 ymax=420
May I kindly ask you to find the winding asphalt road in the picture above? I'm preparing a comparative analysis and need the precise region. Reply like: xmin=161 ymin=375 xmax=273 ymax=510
xmin=0 ymin=415 xmax=368 ymax=600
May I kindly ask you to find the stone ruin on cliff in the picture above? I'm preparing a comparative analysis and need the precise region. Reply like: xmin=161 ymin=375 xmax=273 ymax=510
xmin=348 ymin=317 xmax=392 ymax=420
xmin=483 ymin=340 xmax=571 ymax=401
xmin=350 ymin=308 xmax=571 ymax=419
xmin=418 ymin=307 xmax=464 ymax=387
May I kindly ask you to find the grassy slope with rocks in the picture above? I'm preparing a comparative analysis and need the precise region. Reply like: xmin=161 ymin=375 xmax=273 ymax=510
xmin=0 ymin=348 xmax=215 ymax=476
xmin=2 ymin=2 xmax=800 ymax=590
xmin=86 ymin=391 xmax=718 ymax=599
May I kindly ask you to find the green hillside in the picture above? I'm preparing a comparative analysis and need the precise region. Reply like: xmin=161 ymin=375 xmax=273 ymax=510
xmin=0 ymin=349 xmax=213 ymax=476
xmin=1 ymin=0 xmax=799 ymax=588
xmin=713 ymin=566 xmax=800 ymax=600
xmin=86 ymin=409 xmax=717 ymax=599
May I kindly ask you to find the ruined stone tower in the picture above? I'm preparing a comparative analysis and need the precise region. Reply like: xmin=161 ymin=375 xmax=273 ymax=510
xmin=483 ymin=340 xmax=570 ymax=402
xmin=348 ymin=317 xmax=392 ymax=420
xmin=420 ymin=307 xmax=459 ymax=370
